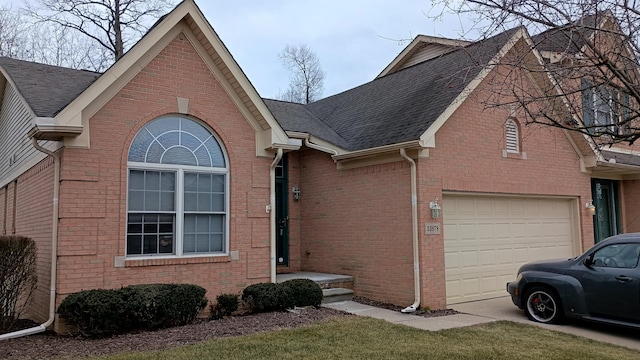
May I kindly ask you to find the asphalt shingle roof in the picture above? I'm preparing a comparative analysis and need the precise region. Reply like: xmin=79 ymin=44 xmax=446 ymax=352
xmin=272 ymin=27 xmax=520 ymax=151
xmin=0 ymin=57 xmax=101 ymax=117
xmin=531 ymin=14 xmax=599 ymax=54
xmin=600 ymin=150 xmax=640 ymax=167
xmin=0 ymin=27 xmax=518 ymax=152
xmin=263 ymin=99 xmax=351 ymax=149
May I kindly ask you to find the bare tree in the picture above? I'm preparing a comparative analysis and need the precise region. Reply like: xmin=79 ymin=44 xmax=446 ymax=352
xmin=24 ymin=0 xmax=177 ymax=66
xmin=433 ymin=1 xmax=640 ymax=145
xmin=278 ymin=44 xmax=325 ymax=104
xmin=0 ymin=5 xmax=29 ymax=59
xmin=25 ymin=23 xmax=111 ymax=70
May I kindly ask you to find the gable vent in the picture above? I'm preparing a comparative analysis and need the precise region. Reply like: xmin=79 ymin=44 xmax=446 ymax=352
xmin=505 ymin=119 xmax=519 ymax=153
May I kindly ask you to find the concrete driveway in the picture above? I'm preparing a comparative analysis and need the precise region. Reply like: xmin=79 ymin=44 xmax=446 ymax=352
xmin=451 ymin=296 xmax=640 ymax=352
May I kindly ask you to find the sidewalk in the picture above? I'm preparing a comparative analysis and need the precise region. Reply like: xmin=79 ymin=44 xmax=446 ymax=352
xmin=323 ymin=300 xmax=494 ymax=331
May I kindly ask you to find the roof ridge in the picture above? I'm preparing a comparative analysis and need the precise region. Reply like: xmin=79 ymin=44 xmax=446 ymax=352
xmin=0 ymin=56 xmax=103 ymax=75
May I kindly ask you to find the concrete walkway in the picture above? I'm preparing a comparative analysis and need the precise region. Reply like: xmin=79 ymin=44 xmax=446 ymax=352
xmin=323 ymin=300 xmax=493 ymax=331
xmin=324 ymin=297 xmax=640 ymax=352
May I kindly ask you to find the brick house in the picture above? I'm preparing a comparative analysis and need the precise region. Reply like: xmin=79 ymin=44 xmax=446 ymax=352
xmin=0 ymin=0 xmax=638 ymax=335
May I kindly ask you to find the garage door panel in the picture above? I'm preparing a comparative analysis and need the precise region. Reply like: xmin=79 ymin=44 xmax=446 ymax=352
xmin=444 ymin=195 xmax=577 ymax=304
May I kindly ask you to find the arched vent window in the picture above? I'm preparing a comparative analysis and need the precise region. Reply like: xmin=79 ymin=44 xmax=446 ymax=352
xmin=126 ymin=116 xmax=229 ymax=257
xmin=505 ymin=118 xmax=520 ymax=154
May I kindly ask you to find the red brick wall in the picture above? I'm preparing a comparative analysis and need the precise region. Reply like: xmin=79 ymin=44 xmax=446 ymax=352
xmin=299 ymin=149 xmax=415 ymax=305
xmin=285 ymin=151 xmax=302 ymax=272
xmin=11 ymin=158 xmax=55 ymax=323
xmin=53 ymin=33 xmax=273 ymax=319
xmin=621 ymin=180 xmax=640 ymax=233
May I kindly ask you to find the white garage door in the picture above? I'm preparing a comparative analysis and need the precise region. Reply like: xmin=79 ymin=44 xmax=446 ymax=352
xmin=443 ymin=195 xmax=578 ymax=305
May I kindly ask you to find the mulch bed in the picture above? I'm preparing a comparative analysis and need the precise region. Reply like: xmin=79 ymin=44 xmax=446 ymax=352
xmin=1 ymin=297 xmax=458 ymax=359
xmin=352 ymin=296 xmax=459 ymax=317
xmin=1 ymin=307 xmax=351 ymax=359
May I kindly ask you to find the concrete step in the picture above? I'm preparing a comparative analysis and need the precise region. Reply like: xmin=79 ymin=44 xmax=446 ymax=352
xmin=322 ymin=287 xmax=354 ymax=304
xmin=276 ymin=272 xmax=354 ymax=290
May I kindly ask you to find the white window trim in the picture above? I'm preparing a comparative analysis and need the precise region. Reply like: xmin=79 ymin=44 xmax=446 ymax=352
xmin=125 ymin=162 xmax=230 ymax=260
xmin=126 ymin=161 xmax=230 ymax=259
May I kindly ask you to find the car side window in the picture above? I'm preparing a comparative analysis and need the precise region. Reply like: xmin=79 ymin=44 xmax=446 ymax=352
xmin=592 ymin=243 xmax=640 ymax=268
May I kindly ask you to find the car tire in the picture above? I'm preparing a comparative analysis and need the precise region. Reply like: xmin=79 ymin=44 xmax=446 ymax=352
xmin=524 ymin=286 xmax=563 ymax=324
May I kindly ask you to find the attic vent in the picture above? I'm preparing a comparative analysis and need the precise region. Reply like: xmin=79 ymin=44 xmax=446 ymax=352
xmin=505 ymin=118 xmax=519 ymax=153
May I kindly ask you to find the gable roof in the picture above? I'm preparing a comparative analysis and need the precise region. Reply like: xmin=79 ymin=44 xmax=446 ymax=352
xmin=268 ymin=28 xmax=521 ymax=152
xmin=0 ymin=57 xmax=100 ymax=117
xmin=17 ymin=0 xmax=293 ymax=154
xmin=531 ymin=13 xmax=600 ymax=55
xmin=377 ymin=35 xmax=472 ymax=78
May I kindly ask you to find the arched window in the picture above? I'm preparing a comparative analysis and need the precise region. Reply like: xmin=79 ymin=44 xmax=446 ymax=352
xmin=126 ymin=115 xmax=228 ymax=257
xmin=505 ymin=118 xmax=520 ymax=154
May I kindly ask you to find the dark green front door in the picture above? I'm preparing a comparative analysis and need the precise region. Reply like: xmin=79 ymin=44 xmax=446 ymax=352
xmin=275 ymin=154 xmax=289 ymax=266
xmin=592 ymin=179 xmax=620 ymax=243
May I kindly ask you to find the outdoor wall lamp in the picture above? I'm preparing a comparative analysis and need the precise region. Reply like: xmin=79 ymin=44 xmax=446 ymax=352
xmin=292 ymin=185 xmax=300 ymax=201
xmin=430 ymin=198 xmax=442 ymax=219
xmin=586 ymin=200 xmax=596 ymax=215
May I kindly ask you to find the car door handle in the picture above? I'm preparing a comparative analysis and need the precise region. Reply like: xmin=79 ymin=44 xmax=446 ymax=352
xmin=615 ymin=275 xmax=634 ymax=283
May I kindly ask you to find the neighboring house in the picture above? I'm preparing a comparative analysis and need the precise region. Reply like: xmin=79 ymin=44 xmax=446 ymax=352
xmin=0 ymin=0 xmax=638 ymax=334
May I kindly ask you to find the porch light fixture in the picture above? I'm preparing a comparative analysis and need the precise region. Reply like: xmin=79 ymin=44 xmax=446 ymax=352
xmin=586 ymin=200 xmax=596 ymax=215
xmin=430 ymin=198 xmax=442 ymax=219
xmin=292 ymin=185 xmax=300 ymax=201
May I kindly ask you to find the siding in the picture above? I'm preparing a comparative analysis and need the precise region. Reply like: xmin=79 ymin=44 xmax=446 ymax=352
xmin=0 ymin=82 xmax=55 ymax=184
xmin=400 ymin=43 xmax=457 ymax=70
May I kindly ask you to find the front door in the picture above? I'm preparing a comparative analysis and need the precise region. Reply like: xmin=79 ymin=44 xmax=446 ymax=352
xmin=275 ymin=154 xmax=289 ymax=266
xmin=592 ymin=179 xmax=620 ymax=243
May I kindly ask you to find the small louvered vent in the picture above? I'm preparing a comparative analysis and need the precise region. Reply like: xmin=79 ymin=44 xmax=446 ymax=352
xmin=505 ymin=119 xmax=519 ymax=153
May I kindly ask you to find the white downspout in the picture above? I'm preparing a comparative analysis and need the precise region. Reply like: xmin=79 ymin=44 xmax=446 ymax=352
xmin=0 ymin=139 xmax=60 ymax=340
xmin=399 ymin=148 xmax=420 ymax=313
xmin=269 ymin=148 xmax=283 ymax=283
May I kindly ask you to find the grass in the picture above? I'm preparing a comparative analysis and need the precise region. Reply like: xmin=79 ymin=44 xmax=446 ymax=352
xmin=94 ymin=318 xmax=640 ymax=360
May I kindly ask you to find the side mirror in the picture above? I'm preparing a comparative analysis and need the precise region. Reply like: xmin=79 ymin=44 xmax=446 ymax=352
xmin=583 ymin=254 xmax=594 ymax=268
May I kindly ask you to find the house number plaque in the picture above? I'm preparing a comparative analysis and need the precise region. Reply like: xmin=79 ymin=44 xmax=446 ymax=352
xmin=425 ymin=223 xmax=441 ymax=235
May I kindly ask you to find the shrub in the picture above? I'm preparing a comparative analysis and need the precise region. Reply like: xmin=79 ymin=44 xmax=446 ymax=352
xmin=58 ymin=284 xmax=208 ymax=337
xmin=280 ymin=279 xmax=323 ymax=308
xmin=209 ymin=293 xmax=239 ymax=320
xmin=0 ymin=236 xmax=38 ymax=333
xmin=57 ymin=289 xmax=128 ymax=338
xmin=241 ymin=283 xmax=291 ymax=313
xmin=122 ymin=284 xmax=208 ymax=330
xmin=241 ymin=280 xmax=324 ymax=314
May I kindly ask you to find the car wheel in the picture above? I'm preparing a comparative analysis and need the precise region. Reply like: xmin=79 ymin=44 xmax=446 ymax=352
xmin=524 ymin=287 xmax=563 ymax=324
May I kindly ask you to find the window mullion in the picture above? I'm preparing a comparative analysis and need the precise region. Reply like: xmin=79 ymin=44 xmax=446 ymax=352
xmin=175 ymin=168 xmax=184 ymax=256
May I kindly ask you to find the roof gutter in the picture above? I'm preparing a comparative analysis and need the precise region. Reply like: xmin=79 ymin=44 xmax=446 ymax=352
xmin=399 ymin=148 xmax=420 ymax=313
xmin=332 ymin=140 xmax=424 ymax=161
xmin=304 ymin=138 xmax=337 ymax=155
xmin=0 ymin=138 xmax=60 ymax=341
xmin=27 ymin=117 xmax=83 ymax=141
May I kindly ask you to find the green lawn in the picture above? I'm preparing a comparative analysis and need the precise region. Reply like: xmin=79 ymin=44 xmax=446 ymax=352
xmin=95 ymin=318 xmax=639 ymax=360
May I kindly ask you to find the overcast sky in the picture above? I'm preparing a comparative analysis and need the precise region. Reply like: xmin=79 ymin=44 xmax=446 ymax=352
xmin=4 ymin=0 xmax=478 ymax=100
xmin=196 ymin=1 xmax=477 ymax=100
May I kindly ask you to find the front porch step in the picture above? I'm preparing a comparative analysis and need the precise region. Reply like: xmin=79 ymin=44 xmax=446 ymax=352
xmin=276 ymin=271 xmax=354 ymax=303
xmin=322 ymin=288 xmax=354 ymax=304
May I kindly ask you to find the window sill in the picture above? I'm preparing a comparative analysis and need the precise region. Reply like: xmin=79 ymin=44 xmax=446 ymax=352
xmin=123 ymin=255 xmax=231 ymax=267
xmin=502 ymin=150 xmax=527 ymax=160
